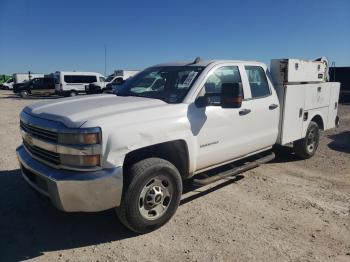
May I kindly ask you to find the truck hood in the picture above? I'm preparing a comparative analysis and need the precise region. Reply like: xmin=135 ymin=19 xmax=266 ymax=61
xmin=23 ymin=94 xmax=172 ymax=128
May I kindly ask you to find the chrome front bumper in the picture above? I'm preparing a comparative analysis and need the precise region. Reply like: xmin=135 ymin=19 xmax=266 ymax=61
xmin=16 ymin=145 xmax=123 ymax=212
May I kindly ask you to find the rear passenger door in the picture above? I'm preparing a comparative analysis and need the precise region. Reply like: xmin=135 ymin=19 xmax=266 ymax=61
xmin=30 ymin=78 xmax=42 ymax=95
xmin=242 ymin=66 xmax=280 ymax=149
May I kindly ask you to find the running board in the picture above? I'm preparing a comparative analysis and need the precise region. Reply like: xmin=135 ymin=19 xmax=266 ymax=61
xmin=192 ymin=152 xmax=275 ymax=186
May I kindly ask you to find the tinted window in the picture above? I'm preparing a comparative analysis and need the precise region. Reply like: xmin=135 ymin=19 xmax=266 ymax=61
xmin=114 ymin=77 xmax=124 ymax=84
xmin=43 ymin=77 xmax=54 ymax=84
xmin=245 ymin=66 xmax=270 ymax=98
xmin=64 ymin=75 xmax=97 ymax=83
xmin=32 ymin=78 xmax=42 ymax=84
xmin=203 ymin=66 xmax=242 ymax=104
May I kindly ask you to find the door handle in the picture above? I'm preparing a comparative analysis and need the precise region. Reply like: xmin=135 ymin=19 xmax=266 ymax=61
xmin=269 ymin=104 xmax=278 ymax=110
xmin=239 ymin=109 xmax=251 ymax=116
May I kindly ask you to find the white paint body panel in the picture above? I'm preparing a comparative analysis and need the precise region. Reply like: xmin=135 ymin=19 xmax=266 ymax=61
xmin=271 ymin=59 xmax=327 ymax=84
xmin=276 ymin=82 xmax=340 ymax=145
xmin=23 ymin=60 xmax=340 ymax=176
xmin=326 ymin=83 xmax=341 ymax=129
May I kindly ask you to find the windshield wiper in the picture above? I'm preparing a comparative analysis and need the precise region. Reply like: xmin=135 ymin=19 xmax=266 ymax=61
xmin=116 ymin=93 xmax=167 ymax=102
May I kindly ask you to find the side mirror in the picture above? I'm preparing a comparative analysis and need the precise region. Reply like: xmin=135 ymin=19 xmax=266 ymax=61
xmin=195 ymin=96 xmax=209 ymax=108
xmin=221 ymin=83 xmax=243 ymax=108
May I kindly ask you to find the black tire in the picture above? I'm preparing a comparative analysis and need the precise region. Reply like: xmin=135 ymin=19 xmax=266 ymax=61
xmin=293 ymin=121 xmax=320 ymax=159
xmin=20 ymin=90 xmax=29 ymax=98
xmin=69 ymin=91 xmax=77 ymax=97
xmin=116 ymin=158 xmax=182 ymax=233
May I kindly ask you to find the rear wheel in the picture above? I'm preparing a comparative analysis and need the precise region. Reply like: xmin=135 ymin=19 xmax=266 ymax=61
xmin=293 ymin=121 xmax=320 ymax=159
xmin=20 ymin=90 xmax=29 ymax=98
xmin=69 ymin=91 xmax=77 ymax=97
xmin=116 ymin=158 xmax=182 ymax=233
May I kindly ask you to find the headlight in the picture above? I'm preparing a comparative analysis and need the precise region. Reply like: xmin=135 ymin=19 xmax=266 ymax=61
xmin=58 ymin=132 xmax=100 ymax=145
xmin=57 ymin=128 xmax=102 ymax=169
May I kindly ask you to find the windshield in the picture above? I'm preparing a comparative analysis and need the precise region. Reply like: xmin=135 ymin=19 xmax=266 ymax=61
xmin=116 ymin=66 xmax=204 ymax=103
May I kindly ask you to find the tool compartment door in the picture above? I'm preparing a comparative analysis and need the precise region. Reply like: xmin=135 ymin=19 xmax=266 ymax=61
xmin=279 ymin=84 xmax=305 ymax=144
xmin=304 ymin=83 xmax=331 ymax=110
xmin=326 ymin=82 xmax=340 ymax=129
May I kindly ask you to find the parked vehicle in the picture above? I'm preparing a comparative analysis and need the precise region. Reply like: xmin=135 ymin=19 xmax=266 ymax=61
xmin=329 ymin=66 xmax=350 ymax=102
xmin=16 ymin=57 xmax=340 ymax=233
xmin=85 ymin=70 xmax=139 ymax=94
xmin=13 ymin=77 xmax=55 ymax=97
xmin=13 ymin=73 xmax=44 ymax=84
xmin=0 ymin=74 xmax=12 ymax=85
xmin=1 ymin=77 xmax=14 ymax=90
xmin=54 ymin=71 xmax=105 ymax=96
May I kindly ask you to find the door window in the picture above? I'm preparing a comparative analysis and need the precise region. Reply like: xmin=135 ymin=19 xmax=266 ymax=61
xmin=203 ymin=66 xmax=242 ymax=105
xmin=245 ymin=66 xmax=270 ymax=98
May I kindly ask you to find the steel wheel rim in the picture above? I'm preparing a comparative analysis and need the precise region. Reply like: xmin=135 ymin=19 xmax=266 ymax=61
xmin=139 ymin=176 xmax=173 ymax=220
xmin=306 ymin=127 xmax=317 ymax=153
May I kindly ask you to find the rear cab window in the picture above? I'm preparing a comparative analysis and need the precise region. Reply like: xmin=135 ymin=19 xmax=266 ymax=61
xmin=245 ymin=66 xmax=271 ymax=98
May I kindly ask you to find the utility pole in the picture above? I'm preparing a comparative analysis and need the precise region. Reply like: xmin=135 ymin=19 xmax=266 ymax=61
xmin=104 ymin=44 xmax=107 ymax=76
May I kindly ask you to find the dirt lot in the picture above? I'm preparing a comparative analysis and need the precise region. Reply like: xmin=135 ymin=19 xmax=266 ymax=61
xmin=0 ymin=90 xmax=349 ymax=262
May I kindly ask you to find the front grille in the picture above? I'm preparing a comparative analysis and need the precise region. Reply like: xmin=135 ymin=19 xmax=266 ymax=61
xmin=23 ymin=140 xmax=60 ymax=165
xmin=20 ymin=120 xmax=58 ymax=143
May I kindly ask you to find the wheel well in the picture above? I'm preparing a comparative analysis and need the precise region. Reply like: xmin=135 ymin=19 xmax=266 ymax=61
xmin=123 ymin=140 xmax=189 ymax=178
xmin=311 ymin=115 xmax=324 ymax=130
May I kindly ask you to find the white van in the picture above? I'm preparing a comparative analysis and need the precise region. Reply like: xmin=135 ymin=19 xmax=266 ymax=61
xmin=86 ymin=70 xmax=140 ymax=94
xmin=54 ymin=71 xmax=105 ymax=96
xmin=2 ymin=78 xmax=14 ymax=90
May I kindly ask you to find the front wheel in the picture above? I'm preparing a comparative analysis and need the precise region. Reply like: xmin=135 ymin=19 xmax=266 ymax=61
xmin=116 ymin=158 xmax=182 ymax=233
xmin=293 ymin=121 xmax=320 ymax=159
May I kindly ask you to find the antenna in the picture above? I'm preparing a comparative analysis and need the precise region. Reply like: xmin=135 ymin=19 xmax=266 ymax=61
xmin=193 ymin=57 xmax=201 ymax=64
xmin=331 ymin=61 xmax=336 ymax=81
xmin=187 ymin=57 xmax=202 ymax=65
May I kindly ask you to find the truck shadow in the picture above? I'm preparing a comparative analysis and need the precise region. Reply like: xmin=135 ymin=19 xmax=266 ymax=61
xmin=270 ymin=146 xmax=301 ymax=163
xmin=181 ymin=175 xmax=244 ymax=206
xmin=0 ymin=168 xmax=245 ymax=261
xmin=0 ymin=169 xmax=137 ymax=262
xmin=328 ymin=131 xmax=350 ymax=154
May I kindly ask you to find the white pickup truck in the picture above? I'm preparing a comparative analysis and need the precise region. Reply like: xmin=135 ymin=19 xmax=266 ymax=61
xmin=16 ymin=57 xmax=340 ymax=233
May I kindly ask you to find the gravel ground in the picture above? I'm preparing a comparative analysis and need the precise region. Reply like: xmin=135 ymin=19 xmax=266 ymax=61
xmin=0 ymin=90 xmax=349 ymax=262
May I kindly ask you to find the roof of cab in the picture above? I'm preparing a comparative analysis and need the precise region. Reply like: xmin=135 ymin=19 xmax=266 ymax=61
xmin=152 ymin=59 xmax=266 ymax=68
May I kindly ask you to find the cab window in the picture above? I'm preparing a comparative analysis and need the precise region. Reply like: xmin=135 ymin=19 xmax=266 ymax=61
xmin=245 ymin=66 xmax=270 ymax=98
xmin=203 ymin=66 xmax=242 ymax=105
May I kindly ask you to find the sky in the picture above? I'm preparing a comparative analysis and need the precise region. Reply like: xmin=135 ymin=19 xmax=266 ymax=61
xmin=0 ymin=0 xmax=349 ymax=75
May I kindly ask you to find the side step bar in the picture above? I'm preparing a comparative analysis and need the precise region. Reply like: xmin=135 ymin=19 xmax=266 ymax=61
xmin=193 ymin=152 xmax=275 ymax=186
